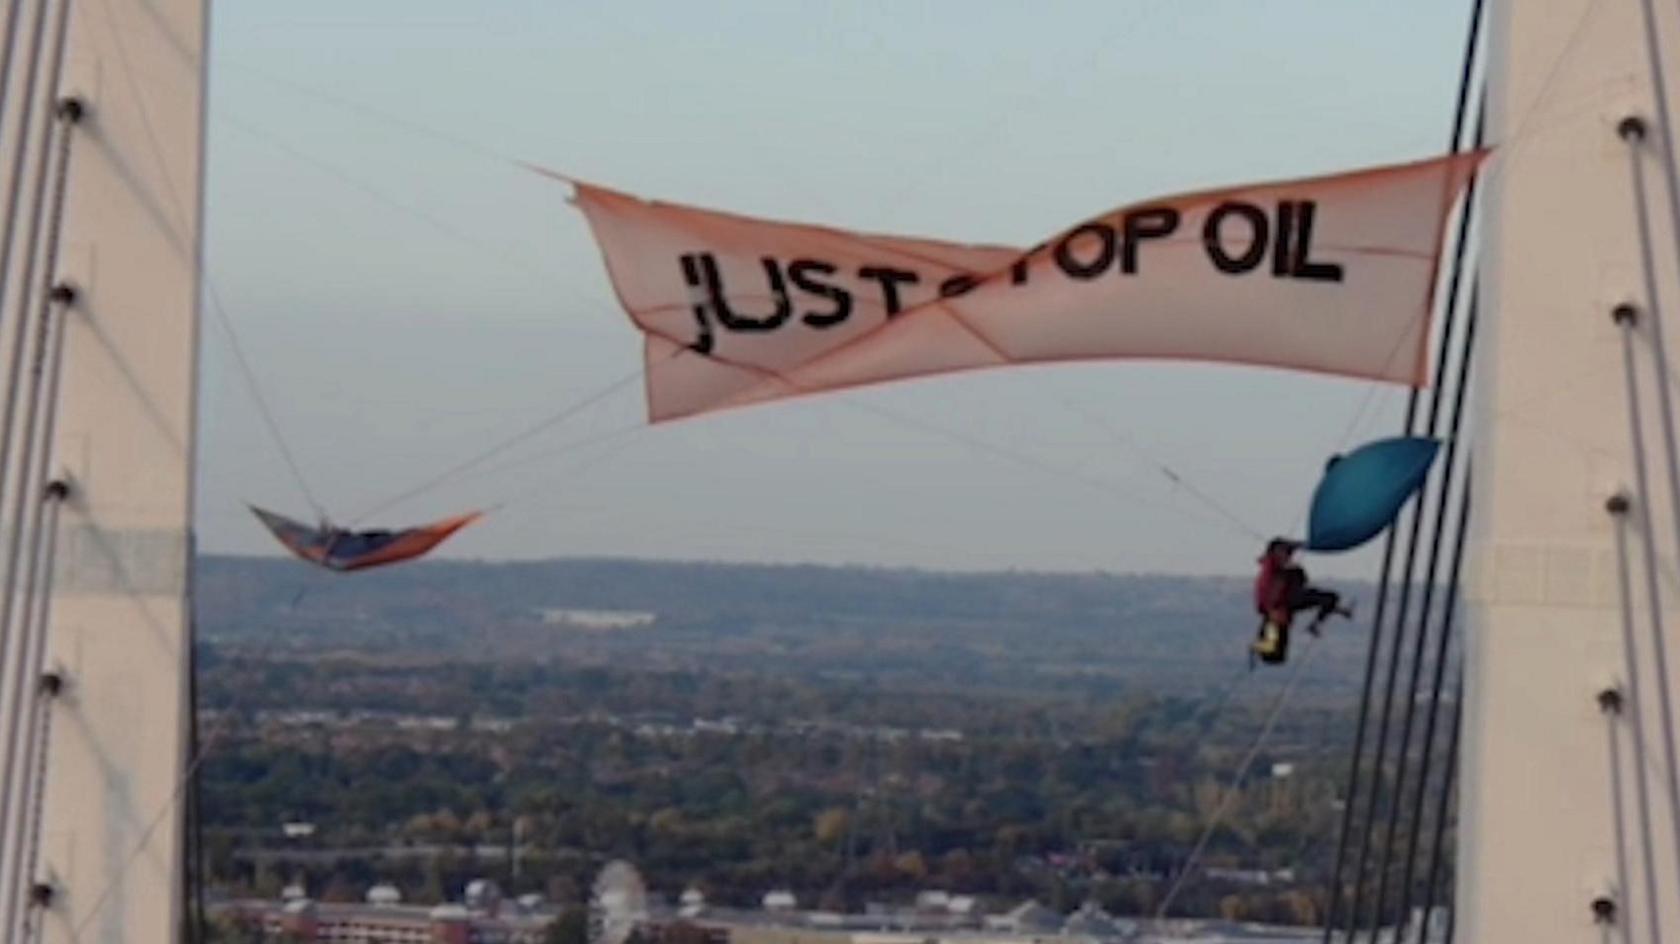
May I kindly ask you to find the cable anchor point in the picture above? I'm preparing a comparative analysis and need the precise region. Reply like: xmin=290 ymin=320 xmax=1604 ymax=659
xmin=1598 ymin=686 xmax=1624 ymax=714
xmin=54 ymin=96 xmax=84 ymax=124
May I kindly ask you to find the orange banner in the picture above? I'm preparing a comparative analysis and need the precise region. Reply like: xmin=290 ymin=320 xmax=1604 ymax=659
xmin=571 ymin=153 xmax=1484 ymax=422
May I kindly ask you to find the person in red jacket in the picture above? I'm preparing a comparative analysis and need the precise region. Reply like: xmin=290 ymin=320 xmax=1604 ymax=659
xmin=1252 ymin=538 xmax=1352 ymax=664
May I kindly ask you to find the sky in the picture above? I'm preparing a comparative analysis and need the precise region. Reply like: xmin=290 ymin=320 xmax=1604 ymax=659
xmin=198 ymin=1 xmax=1472 ymax=576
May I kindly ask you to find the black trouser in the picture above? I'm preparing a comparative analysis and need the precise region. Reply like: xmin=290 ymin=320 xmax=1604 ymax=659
xmin=1282 ymin=567 xmax=1340 ymax=621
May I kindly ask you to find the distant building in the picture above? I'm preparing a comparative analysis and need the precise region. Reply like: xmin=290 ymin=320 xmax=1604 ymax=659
xmin=540 ymin=608 xmax=657 ymax=630
xmin=366 ymin=883 xmax=402 ymax=907
xmin=593 ymin=860 xmax=651 ymax=944
xmin=762 ymin=890 xmax=798 ymax=912
xmin=218 ymin=896 xmax=556 ymax=944
xmin=913 ymin=891 xmax=950 ymax=913
xmin=985 ymin=900 xmax=1062 ymax=934
xmin=1062 ymin=901 xmax=1124 ymax=939
xmin=465 ymin=878 xmax=503 ymax=915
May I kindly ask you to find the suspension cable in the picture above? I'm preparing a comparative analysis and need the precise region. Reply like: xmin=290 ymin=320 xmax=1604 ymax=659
xmin=7 ymin=485 xmax=65 ymax=943
xmin=0 ymin=207 xmax=75 ymax=944
xmin=0 ymin=0 xmax=51 ymax=331
xmin=1607 ymin=492 xmax=1665 ymax=943
xmin=0 ymin=13 xmax=72 ymax=920
xmin=1616 ymin=121 xmax=1680 ymax=894
xmin=0 ymin=101 xmax=75 ymax=942
xmin=1416 ymin=685 xmax=1461 ymax=944
xmin=1609 ymin=300 xmax=1680 ymax=910
xmin=1392 ymin=463 xmax=1472 ymax=931
xmin=73 ymin=0 xmax=332 ymax=524
xmin=1319 ymin=2 xmax=1483 ymax=934
xmin=0 ymin=0 xmax=30 ymax=153
xmin=0 ymin=27 xmax=70 ymax=944
xmin=1367 ymin=277 xmax=1479 ymax=938
xmin=3 ymin=262 xmax=76 ymax=942
xmin=1628 ymin=20 xmax=1680 ymax=578
xmin=1598 ymin=686 xmax=1641 ymax=944
xmin=1341 ymin=121 xmax=1484 ymax=944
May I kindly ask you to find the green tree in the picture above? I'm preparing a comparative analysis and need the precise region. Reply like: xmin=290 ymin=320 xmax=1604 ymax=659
xmin=546 ymin=905 xmax=589 ymax=944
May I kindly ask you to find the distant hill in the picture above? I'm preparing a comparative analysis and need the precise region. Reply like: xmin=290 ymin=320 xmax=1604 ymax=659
xmin=196 ymin=555 xmax=1388 ymax=699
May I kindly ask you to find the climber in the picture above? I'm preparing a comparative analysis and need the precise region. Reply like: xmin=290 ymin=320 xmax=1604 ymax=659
xmin=1252 ymin=537 xmax=1352 ymax=664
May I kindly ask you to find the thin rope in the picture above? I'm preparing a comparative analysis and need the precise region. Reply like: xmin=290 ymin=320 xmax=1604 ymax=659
xmin=858 ymin=0 xmax=1171 ymax=221
xmin=1392 ymin=463 xmax=1473 ymax=931
xmin=49 ymin=0 xmax=327 ymax=929
xmin=1320 ymin=1 xmax=1483 ymax=931
xmin=1059 ymin=396 xmax=1267 ymax=542
xmin=1601 ymin=691 xmax=1640 ymax=944
xmin=223 ymin=60 xmax=516 ymax=165
xmin=1196 ymin=665 xmax=1262 ymax=734
xmin=74 ymin=0 xmax=329 ymax=522
xmin=211 ymin=111 xmax=568 ymax=290
xmin=67 ymin=699 xmax=235 ymax=939
xmin=1368 ymin=282 xmax=1478 ymax=939
xmin=1152 ymin=635 xmax=1321 ymax=920
xmin=849 ymin=397 xmax=1262 ymax=542
xmin=1613 ymin=304 xmax=1680 ymax=912
xmin=450 ymin=423 xmax=649 ymax=520
xmin=1415 ymin=683 xmax=1461 ymax=944
xmin=1610 ymin=498 xmax=1666 ymax=944
xmin=202 ymin=283 xmax=328 ymax=520
xmin=348 ymin=362 xmax=649 ymax=524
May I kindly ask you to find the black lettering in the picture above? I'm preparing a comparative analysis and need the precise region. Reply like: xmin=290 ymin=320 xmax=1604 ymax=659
xmin=1202 ymin=202 xmax=1269 ymax=275
xmin=1011 ymin=242 xmax=1048 ymax=285
xmin=678 ymin=253 xmax=715 ymax=354
xmin=858 ymin=266 xmax=921 ymax=316
xmin=697 ymin=253 xmax=793 ymax=331
xmin=1290 ymin=201 xmax=1344 ymax=282
xmin=1053 ymin=222 xmax=1117 ymax=280
xmin=1120 ymin=207 xmax=1179 ymax=274
xmin=788 ymin=259 xmax=854 ymax=328
xmin=1271 ymin=200 xmax=1295 ymax=277
xmin=939 ymin=273 xmax=980 ymax=298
